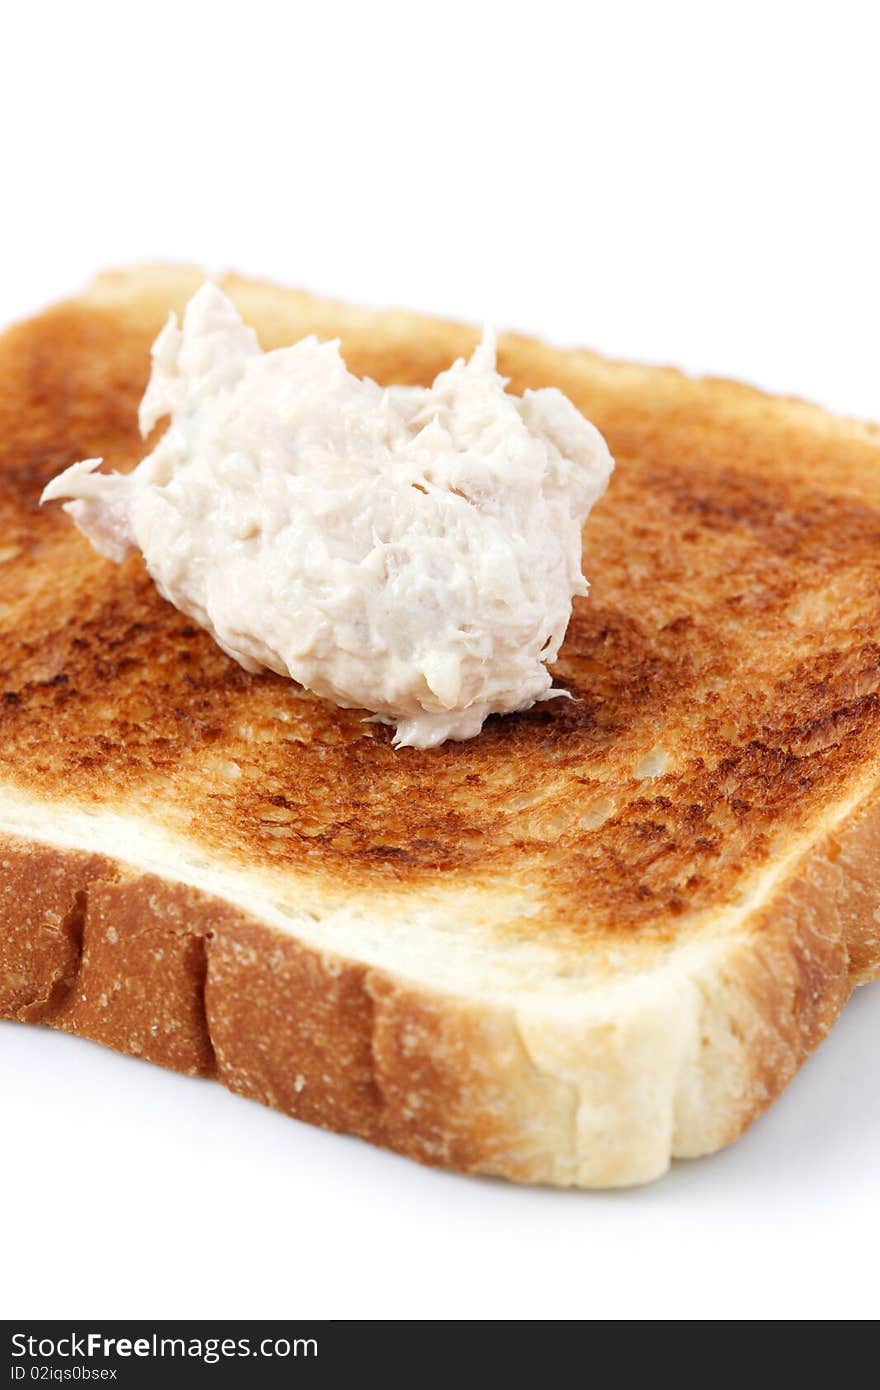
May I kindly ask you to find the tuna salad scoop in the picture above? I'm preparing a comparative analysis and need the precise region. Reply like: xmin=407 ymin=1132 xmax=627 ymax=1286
xmin=42 ymin=283 xmax=614 ymax=748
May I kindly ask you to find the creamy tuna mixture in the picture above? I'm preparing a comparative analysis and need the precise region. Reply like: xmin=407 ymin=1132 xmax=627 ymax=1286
xmin=42 ymin=284 xmax=614 ymax=748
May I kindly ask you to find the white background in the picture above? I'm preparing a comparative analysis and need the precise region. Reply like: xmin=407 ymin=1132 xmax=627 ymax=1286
xmin=1 ymin=0 xmax=878 ymax=1321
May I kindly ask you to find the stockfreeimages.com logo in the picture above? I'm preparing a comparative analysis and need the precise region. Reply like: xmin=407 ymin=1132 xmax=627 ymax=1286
xmin=10 ymin=1331 xmax=317 ymax=1371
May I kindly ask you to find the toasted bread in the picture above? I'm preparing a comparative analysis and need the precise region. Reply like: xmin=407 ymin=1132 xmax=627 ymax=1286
xmin=1 ymin=265 xmax=879 ymax=1186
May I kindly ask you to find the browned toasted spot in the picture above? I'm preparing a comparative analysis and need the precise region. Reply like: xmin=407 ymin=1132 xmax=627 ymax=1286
xmin=1 ymin=294 xmax=880 ymax=952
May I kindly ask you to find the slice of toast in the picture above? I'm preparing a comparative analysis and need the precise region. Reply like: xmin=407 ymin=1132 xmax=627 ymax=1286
xmin=1 ymin=266 xmax=879 ymax=1187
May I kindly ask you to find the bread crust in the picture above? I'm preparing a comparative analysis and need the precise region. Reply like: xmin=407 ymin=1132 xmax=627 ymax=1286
xmin=2 ymin=266 xmax=880 ymax=1186
xmin=0 ymin=831 xmax=576 ymax=1181
xmin=0 ymin=782 xmax=876 ymax=1185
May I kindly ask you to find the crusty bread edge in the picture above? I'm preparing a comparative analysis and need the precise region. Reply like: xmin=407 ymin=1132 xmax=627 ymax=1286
xmin=2 ymin=779 xmax=877 ymax=1187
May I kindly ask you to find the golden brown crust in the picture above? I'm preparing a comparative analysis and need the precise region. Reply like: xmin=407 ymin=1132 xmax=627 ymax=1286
xmin=0 ymin=831 xmax=574 ymax=1182
xmin=0 ymin=787 xmax=876 ymax=1184
xmin=2 ymin=266 xmax=880 ymax=1185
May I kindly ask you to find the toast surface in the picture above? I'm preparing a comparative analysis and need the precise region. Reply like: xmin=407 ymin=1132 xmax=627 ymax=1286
xmin=1 ymin=266 xmax=879 ymax=1185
